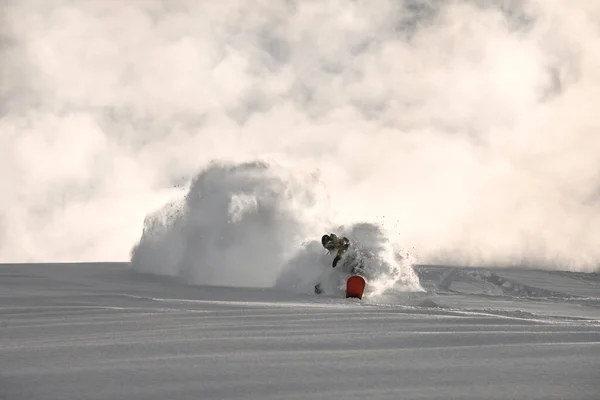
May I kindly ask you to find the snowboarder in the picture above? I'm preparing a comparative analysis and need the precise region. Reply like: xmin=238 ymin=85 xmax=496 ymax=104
xmin=321 ymin=233 xmax=350 ymax=268
xmin=314 ymin=233 xmax=351 ymax=294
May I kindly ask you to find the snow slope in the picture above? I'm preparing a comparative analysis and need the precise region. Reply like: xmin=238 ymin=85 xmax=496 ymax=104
xmin=1 ymin=262 xmax=598 ymax=400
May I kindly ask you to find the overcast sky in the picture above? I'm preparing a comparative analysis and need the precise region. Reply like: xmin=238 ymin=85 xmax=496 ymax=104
xmin=1 ymin=0 xmax=599 ymax=270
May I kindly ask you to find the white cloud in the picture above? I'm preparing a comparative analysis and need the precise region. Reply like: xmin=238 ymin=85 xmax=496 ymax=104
xmin=1 ymin=0 xmax=598 ymax=270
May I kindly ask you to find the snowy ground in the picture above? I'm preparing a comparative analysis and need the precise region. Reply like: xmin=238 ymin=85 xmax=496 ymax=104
xmin=1 ymin=262 xmax=599 ymax=400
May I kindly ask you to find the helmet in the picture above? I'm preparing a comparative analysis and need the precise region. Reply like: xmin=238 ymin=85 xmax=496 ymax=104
xmin=321 ymin=234 xmax=332 ymax=247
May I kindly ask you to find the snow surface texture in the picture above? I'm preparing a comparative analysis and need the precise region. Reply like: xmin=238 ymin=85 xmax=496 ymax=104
xmin=2 ymin=0 xmax=600 ymax=271
xmin=130 ymin=161 xmax=421 ymax=299
xmin=1 ymin=262 xmax=599 ymax=400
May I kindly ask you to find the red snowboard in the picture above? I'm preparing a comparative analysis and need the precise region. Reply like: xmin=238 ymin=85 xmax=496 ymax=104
xmin=346 ymin=275 xmax=366 ymax=299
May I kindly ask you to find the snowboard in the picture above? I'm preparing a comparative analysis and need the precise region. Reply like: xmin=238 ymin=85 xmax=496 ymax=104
xmin=346 ymin=275 xmax=366 ymax=299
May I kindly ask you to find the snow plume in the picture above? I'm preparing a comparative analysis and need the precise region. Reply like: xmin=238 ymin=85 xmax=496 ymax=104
xmin=275 ymin=222 xmax=421 ymax=296
xmin=130 ymin=161 xmax=317 ymax=287
xmin=2 ymin=1 xmax=600 ymax=271
xmin=130 ymin=161 xmax=421 ymax=291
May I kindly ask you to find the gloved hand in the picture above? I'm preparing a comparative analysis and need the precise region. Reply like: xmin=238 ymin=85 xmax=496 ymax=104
xmin=332 ymin=254 xmax=341 ymax=268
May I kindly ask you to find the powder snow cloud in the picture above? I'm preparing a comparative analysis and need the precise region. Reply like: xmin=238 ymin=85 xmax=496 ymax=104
xmin=1 ymin=0 xmax=599 ymax=270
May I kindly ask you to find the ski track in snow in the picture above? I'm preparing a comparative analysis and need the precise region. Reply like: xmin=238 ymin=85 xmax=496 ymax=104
xmin=1 ymin=262 xmax=599 ymax=400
